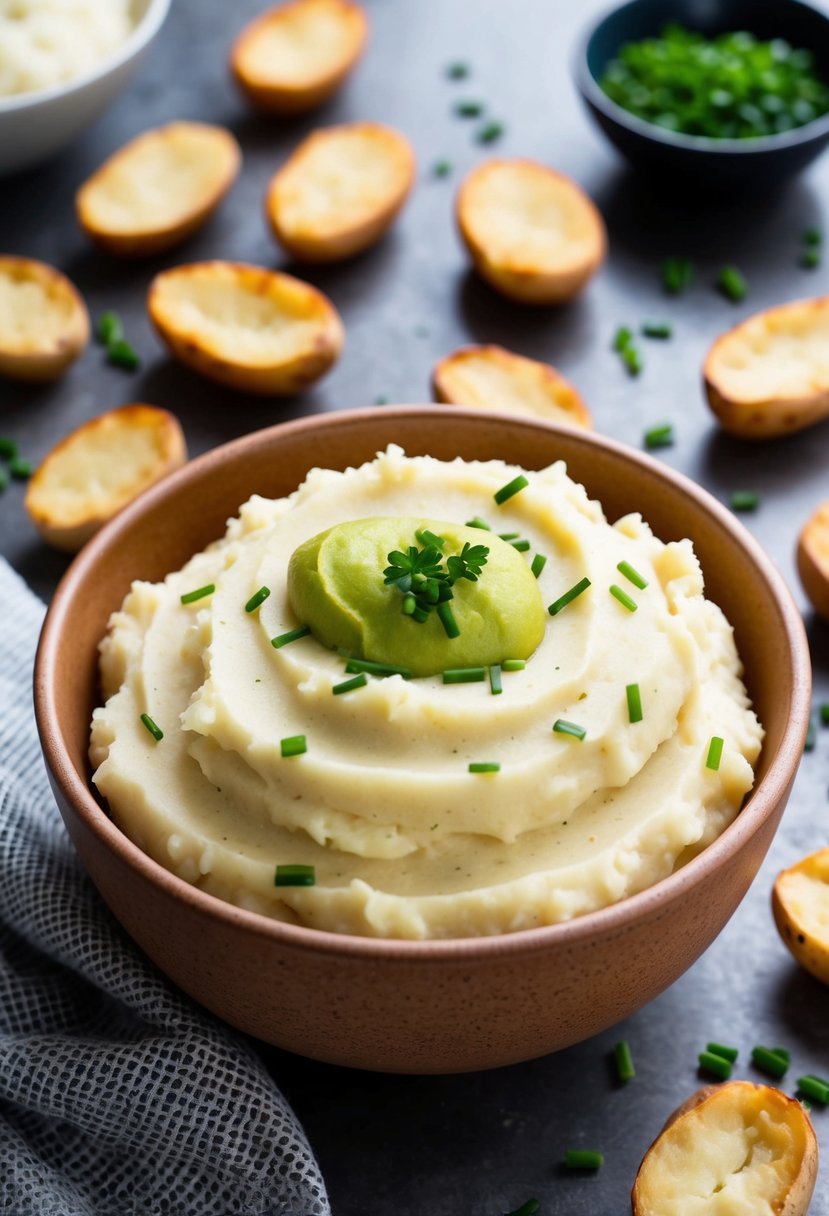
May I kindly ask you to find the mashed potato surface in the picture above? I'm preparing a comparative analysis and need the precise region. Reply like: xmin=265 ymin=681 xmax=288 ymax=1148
xmin=90 ymin=447 xmax=763 ymax=939
xmin=0 ymin=0 xmax=133 ymax=97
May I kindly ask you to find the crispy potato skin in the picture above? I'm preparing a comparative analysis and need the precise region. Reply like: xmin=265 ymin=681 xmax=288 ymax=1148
xmin=230 ymin=0 xmax=368 ymax=114
xmin=431 ymin=344 xmax=592 ymax=430
xmin=773 ymin=848 xmax=829 ymax=985
xmin=147 ymin=261 xmax=344 ymax=395
xmin=797 ymin=501 xmax=829 ymax=621
xmin=76 ymin=122 xmax=241 ymax=258
xmin=25 ymin=405 xmax=187 ymax=552
xmin=456 ymin=159 xmax=606 ymax=305
xmin=266 ymin=122 xmax=415 ymax=263
xmin=704 ymin=298 xmax=829 ymax=439
xmin=0 ymin=256 xmax=89 ymax=383
xmin=631 ymin=1082 xmax=818 ymax=1216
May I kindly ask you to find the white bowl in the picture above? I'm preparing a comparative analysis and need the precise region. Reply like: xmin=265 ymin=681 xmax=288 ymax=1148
xmin=0 ymin=0 xmax=170 ymax=176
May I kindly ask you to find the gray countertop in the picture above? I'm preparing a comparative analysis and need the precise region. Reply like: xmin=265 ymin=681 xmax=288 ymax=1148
xmin=3 ymin=0 xmax=829 ymax=1212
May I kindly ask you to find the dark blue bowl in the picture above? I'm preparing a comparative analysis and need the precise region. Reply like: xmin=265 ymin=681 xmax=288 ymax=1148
xmin=575 ymin=0 xmax=829 ymax=188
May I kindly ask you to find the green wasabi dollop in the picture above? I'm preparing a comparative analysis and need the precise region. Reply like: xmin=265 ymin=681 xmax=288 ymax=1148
xmin=287 ymin=517 xmax=546 ymax=678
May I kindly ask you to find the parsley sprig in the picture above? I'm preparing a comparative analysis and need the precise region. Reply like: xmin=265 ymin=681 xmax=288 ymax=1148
xmin=383 ymin=535 xmax=489 ymax=635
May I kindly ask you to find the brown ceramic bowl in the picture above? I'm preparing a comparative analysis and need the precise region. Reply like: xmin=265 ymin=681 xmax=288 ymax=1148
xmin=34 ymin=408 xmax=810 ymax=1074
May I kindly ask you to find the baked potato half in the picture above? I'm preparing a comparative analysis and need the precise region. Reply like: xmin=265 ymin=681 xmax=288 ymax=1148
xmin=632 ymin=1082 xmax=818 ymax=1216
xmin=456 ymin=159 xmax=606 ymax=305
xmin=266 ymin=122 xmax=415 ymax=262
xmin=797 ymin=501 xmax=829 ymax=621
xmin=432 ymin=344 xmax=591 ymax=429
xmin=773 ymin=848 xmax=829 ymax=986
xmin=704 ymin=297 xmax=829 ymax=439
xmin=76 ymin=122 xmax=241 ymax=258
xmin=231 ymin=0 xmax=368 ymax=114
xmin=147 ymin=261 xmax=344 ymax=394
xmin=25 ymin=405 xmax=187 ymax=552
xmin=0 ymin=256 xmax=89 ymax=382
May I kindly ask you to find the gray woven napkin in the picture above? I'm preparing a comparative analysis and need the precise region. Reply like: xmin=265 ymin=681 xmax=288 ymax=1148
xmin=0 ymin=559 xmax=330 ymax=1216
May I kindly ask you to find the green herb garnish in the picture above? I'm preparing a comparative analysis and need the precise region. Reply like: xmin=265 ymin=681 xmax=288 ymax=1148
xmin=274 ymin=863 xmax=315 ymax=887
xmin=271 ymin=625 xmax=311 ymax=648
xmin=707 ymin=1042 xmax=739 ymax=1063
xmin=626 ymin=683 xmax=643 ymax=724
xmin=615 ymin=1040 xmax=635 ymax=1083
xmin=432 ymin=159 xmax=452 ymax=177
xmin=730 ymin=490 xmax=760 ymax=511
xmin=345 ymin=658 xmax=411 ymax=678
xmin=468 ymin=761 xmax=500 ymax=773
xmin=245 ymin=586 xmax=271 ymax=613
xmin=332 ymin=674 xmax=368 ymax=695
xmin=563 ymin=1150 xmax=603 ymax=1170
xmin=501 ymin=658 xmax=526 ymax=672
xmin=610 ymin=584 xmax=637 ymax=612
xmin=493 ymin=474 xmax=529 ymax=504
xmin=617 ymin=560 xmax=648 ymax=589
xmin=180 ymin=584 xmax=215 ymax=605
xmin=466 ymin=516 xmax=491 ymax=530
xmin=548 ymin=576 xmax=591 ymax=616
xmin=107 ymin=339 xmax=140 ymax=371
xmin=801 ymin=247 xmax=821 ymax=269
xmin=477 ymin=120 xmax=505 ymax=143
xmin=641 ymin=320 xmax=673 ymax=339
xmin=797 ymin=1075 xmax=829 ymax=1104
xmin=552 ymin=719 xmax=586 ymax=741
xmin=9 ymin=458 xmax=32 ymax=480
xmin=612 ymin=326 xmax=633 ymax=351
xmin=0 ymin=437 xmax=17 ymax=460
xmin=505 ymin=1202 xmax=540 ymax=1216
xmin=97 ymin=311 xmax=124 ymax=346
xmin=662 ymin=257 xmax=694 ymax=294
xmin=446 ymin=61 xmax=470 ymax=80
xmin=280 ymin=735 xmax=307 ymax=758
xmin=530 ymin=553 xmax=547 ymax=579
xmin=443 ymin=667 xmax=487 ymax=684
xmin=139 ymin=713 xmax=163 ymax=742
xmin=489 ymin=664 xmax=502 ymax=695
xmin=717 ymin=265 xmax=748 ymax=302
xmin=383 ymin=536 xmax=489 ymax=631
xmin=698 ymin=1050 xmax=732 ymax=1080
xmin=706 ymin=736 xmax=724 ymax=770
xmin=751 ymin=1046 xmax=789 ymax=1079
xmin=644 ymin=423 xmax=674 ymax=450
xmin=455 ymin=99 xmax=483 ymax=117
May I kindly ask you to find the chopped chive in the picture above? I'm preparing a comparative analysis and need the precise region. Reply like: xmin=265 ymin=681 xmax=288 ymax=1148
xmin=180 ymin=583 xmax=215 ymax=605
xmin=494 ymin=474 xmax=529 ymax=505
xmin=498 ymin=531 xmax=520 ymax=541
xmin=620 ymin=344 xmax=643 ymax=376
xmin=374 ymin=394 xmax=390 ymax=405
xmin=401 ymin=593 xmax=417 ymax=616
xmin=617 ymin=560 xmax=648 ymax=590
xmin=280 ymin=735 xmax=307 ymax=758
xmin=772 ymin=1048 xmax=791 ymax=1063
xmin=271 ymin=625 xmax=311 ymax=648
xmin=466 ymin=516 xmax=491 ymax=530
xmin=501 ymin=658 xmax=526 ymax=672
xmin=432 ymin=159 xmax=453 ymax=177
xmin=510 ymin=538 xmax=531 ymax=552
xmin=644 ymin=423 xmax=674 ymax=450
xmin=820 ymin=702 xmax=829 ymax=725
xmin=0 ymin=436 xmax=17 ymax=460
xmin=412 ymin=604 xmax=430 ymax=623
xmin=97 ymin=310 xmax=124 ymax=346
xmin=332 ymin=673 xmax=368 ymax=695
xmin=0 ymin=470 xmax=7 ymax=493
xmin=477 ymin=120 xmax=505 ymax=143
xmin=751 ymin=1046 xmax=789 ymax=1079
xmin=455 ymin=99 xmax=483 ymax=117
xmin=505 ymin=1203 xmax=539 ymax=1216
xmin=443 ymin=667 xmax=486 ymax=684
xmin=707 ymin=1042 xmax=739 ymax=1063
xmin=345 ymin=658 xmax=411 ymax=678
xmin=706 ymin=736 xmax=724 ymax=770
xmin=698 ymin=1050 xmax=732 ymax=1080
xmin=612 ymin=326 xmax=633 ymax=351
xmin=106 ymin=339 xmax=140 ymax=370
xmin=804 ymin=227 xmax=822 ymax=246
xmin=626 ymin=683 xmax=643 ymax=724
xmin=446 ymin=60 xmax=470 ymax=79
xmin=489 ymin=664 xmax=502 ymax=696
xmin=437 ymin=600 xmax=460 ymax=638
xmin=548 ymin=576 xmax=591 ymax=616
xmin=553 ymin=719 xmax=586 ymax=741
xmin=531 ymin=553 xmax=547 ymax=579
xmin=274 ymin=863 xmax=315 ymax=887
xmin=615 ymin=1040 xmax=635 ymax=1083
xmin=9 ymin=458 xmax=32 ymax=479
xmin=563 ymin=1150 xmax=603 ymax=1170
xmin=717 ymin=265 xmax=748 ymax=302
xmin=805 ymin=716 xmax=816 ymax=752
xmin=662 ymin=257 xmax=694 ymax=294
xmin=245 ymin=586 xmax=271 ymax=613
xmin=416 ymin=528 xmax=445 ymax=549
xmin=139 ymin=713 xmax=163 ymax=742
xmin=641 ymin=321 xmax=673 ymax=339
xmin=730 ymin=490 xmax=760 ymax=512
xmin=609 ymin=584 xmax=637 ymax=612
xmin=801 ymin=248 xmax=821 ymax=269
xmin=797 ymin=1075 xmax=829 ymax=1104
xmin=469 ymin=761 xmax=500 ymax=773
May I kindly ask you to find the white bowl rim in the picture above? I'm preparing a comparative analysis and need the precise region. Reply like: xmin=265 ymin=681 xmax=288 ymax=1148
xmin=0 ymin=0 xmax=171 ymax=113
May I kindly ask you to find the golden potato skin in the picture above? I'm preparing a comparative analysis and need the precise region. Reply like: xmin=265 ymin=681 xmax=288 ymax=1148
xmin=797 ymin=502 xmax=829 ymax=622
xmin=0 ymin=256 xmax=89 ymax=383
xmin=773 ymin=848 xmax=829 ymax=985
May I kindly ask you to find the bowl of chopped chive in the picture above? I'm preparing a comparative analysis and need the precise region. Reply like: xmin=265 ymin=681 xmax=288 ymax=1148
xmin=575 ymin=0 xmax=829 ymax=187
xmin=34 ymin=407 xmax=810 ymax=1073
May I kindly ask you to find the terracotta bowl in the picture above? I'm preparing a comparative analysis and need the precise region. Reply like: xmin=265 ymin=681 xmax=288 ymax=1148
xmin=34 ymin=408 xmax=810 ymax=1074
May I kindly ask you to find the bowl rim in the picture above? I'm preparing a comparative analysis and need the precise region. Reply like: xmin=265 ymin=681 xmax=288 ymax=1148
xmin=574 ymin=0 xmax=829 ymax=155
xmin=34 ymin=406 xmax=812 ymax=961
xmin=0 ymin=0 xmax=171 ymax=114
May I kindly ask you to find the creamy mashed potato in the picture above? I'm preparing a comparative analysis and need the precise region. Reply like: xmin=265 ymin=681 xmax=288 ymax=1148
xmin=0 ymin=0 xmax=133 ymax=97
xmin=90 ymin=448 xmax=763 ymax=940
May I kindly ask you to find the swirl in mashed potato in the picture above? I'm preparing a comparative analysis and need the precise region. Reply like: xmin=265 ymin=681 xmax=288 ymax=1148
xmin=90 ymin=447 xmax=763 ymax=939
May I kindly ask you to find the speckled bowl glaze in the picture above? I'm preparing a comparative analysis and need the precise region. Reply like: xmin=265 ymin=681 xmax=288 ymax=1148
xmin=34 ymin=408 xmax=810 ymax=1073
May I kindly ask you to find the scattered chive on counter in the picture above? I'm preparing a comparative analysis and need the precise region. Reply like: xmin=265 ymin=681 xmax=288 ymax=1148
xmin=8 ymin=458 xmax=31 ymax=480
xmin=615 ymin=1040 xmax=635 ymax=1083
xmin=505 ymin=1201 xmax=540 ymax=1216
xmin=617 ymin=560 xmax=648 ymax=590
xmin=644 ymin=423 xmax=674 ymax=450
xmin=494 ymin=474 xmax=529 ymax=504
xmin=800 ymin=227 xmax=822 ymax=268
xmin=612 ymin=326 xmax=644 ymax=375
xmin=432 ymin=159 xmax=452 ymax=177
xmin=801 ymin=247 xmax=821 ymax=269
xmin=139 ymin=713 xmax=163 ymax=742
xmin=641 ymin=320 xmax=672 ymax=339
xmin=563 ymin=1149 xmax=603 ymax=1170
xmin=244 ymin=586 xmax=271 ymax=613
xmin=707 ymin=1042 xmax=739 ymax=1063
xmin=180 ymin=584 xmax=215 ymax=604
xmin=609 ymin=584 xmax=637 ymax=612
xmin=662 ymin=256 xmax=694 ymax=294
xmin=717 ymin=265 xmax=748 ymax=302
xmin=0 ymin=470 xmax=7 ymax=493
xmin=107 ymin=338 xmax=140 ymax=371
xmin=446 ymin=60 xmax=470 ymax=79
xmin=274 ymin=863 xmax=315 ymax=887
xmin=332 ymin=674 xmax=368 ymax=695
xmin=280 ymin=735 xmax=307 ymax=758
xmin=698 ymin=1049 xmax=732 ymax=1080
xmin=552 ymin=718 xmax=586 ymax=741
xmin=455 ymin=99 xmax=483 ymax=117
xmin=477 ymin=120 xmax=505 ymax=143
xmin=271 ymin=625 xmax=311 ymax=648
xmin=706 ymin=736 xmax=724 ymax=771
xmin=469 ymin=761 xmax=500 ymax=773
xmin=97 ymin=310 xmax=124 ymax=347
xmin=626 ymin=683 xmax=643 ymax=724
xmin=0 ymin=437 xmax=17 ymax=460
xmin=730 ymin=490 xmax=760 ymax=512
xmin=548 ymin=576 xmax=591 ymax=616
xmin=599 ymin=25 xmax=829 ymax=139
xmin=797 ymin=1075 xmax=829 ymax=1104
xmin=751 ymin=1046 xmax=790 ymax=1079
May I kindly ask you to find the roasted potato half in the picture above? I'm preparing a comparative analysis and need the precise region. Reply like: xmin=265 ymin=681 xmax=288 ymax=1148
xmin=432 ymin=344 xmax=591 ymax=429
xmin=25 ymin=405 xmax=187 ymax=552
xmin=632 ymin=1082 xmax=818 ymax=1216
xmin=704 ymin=297 xmax=829 ymax=439
xmin=797 ymin=501 xmax=829 ymax=621
xmin=773 ymin=848 xmax=829 ymax=985
xmin=266 ymin=122 xmax=415 ymax=263
xmin=147 ymin=261 xmax=344 ymax=395
xmin=76 ymin=122 xmax=241 ymax=258
xmin=0 ymin=256 xmax=89 ymax=382
xmin=456 ymin=159 xmax=606 ymax=305
xmin=231 ymin=0 xmax=368 ymax=115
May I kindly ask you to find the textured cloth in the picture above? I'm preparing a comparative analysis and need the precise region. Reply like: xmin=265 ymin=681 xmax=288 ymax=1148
xmin=0 ymin=560 xmax=330 ymax=1216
